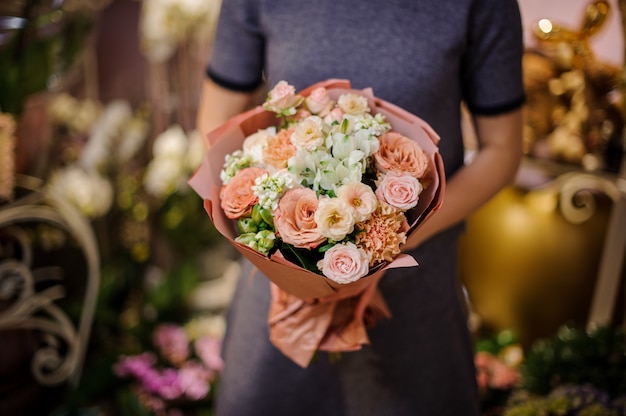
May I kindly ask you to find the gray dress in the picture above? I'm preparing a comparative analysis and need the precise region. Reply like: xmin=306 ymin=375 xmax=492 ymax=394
xmin=205 ymin=1 xmax=525 ymax=414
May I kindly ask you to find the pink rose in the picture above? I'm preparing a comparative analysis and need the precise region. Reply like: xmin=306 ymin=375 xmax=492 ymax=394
xmin=263 ymin=81 xmax=303 ymax=114
xmin=195 ymin=336 xmax=224 ymax=372
xmin=305 ymin=87 xmax=334 ymax=116
xmin=323 ymin=107 xmax=344 ymax=124
xmin=178 ymin=362 xmax=212 ymax=400
xmin=317 ymin=242 xmax=371 ymax=284
xmin=220 ymin=167 xmax=268 ymax=219
xmin=275 ymin=188 xmax=326 ymax=249
xmin=375 ymin=172 xmax=422 ymax=211
xmin=374 ymin=131 xmax=430 ymax=178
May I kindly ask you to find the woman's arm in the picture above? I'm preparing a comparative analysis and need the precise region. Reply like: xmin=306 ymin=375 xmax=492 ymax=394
xmin=405 ymin=108 xmax=523 ymax=249
xmin=196 ymin=78 xmax=256 ymax=148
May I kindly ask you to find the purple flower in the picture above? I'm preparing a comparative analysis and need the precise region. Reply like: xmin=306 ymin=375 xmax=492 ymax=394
xmin=194 ymin=336 xmax=224 ymax=372
xmin=153 ymin=324 xmax=190 ymax=365
xmin=114 ymin=352 xmax=157 ymax=379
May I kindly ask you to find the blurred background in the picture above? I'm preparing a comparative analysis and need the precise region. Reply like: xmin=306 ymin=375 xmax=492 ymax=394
xmin=0 ymin=0 xmax=624 ymax=415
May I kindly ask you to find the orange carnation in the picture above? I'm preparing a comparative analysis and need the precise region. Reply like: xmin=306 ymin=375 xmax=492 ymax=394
xmin=263 ymin=127 xmax=296 ymax=170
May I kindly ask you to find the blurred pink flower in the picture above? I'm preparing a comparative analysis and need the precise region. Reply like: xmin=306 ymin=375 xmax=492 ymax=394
xmin=195 ymin=336 xmax=224 ymax=372
xmin=153 ymin=324 xmax=190 ymax=365
xmin=179 ymin=362 xmax=212 ymax=400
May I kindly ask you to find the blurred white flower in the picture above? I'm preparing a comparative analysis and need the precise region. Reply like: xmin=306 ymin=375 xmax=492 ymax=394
xmin=49 ymin=166 xmax=113 ymax=218
xmin=80 ymin=100 xmax=133 ymax=172
xmin=140 ymin=0 xmax=222 ymax=62
xmin=117 ymin=116 xmax=150 ymax=163
xmin=144 ymin=124 xmax=201 ymax=199
xmin=152 ymin=124 xmax=188 ymax=158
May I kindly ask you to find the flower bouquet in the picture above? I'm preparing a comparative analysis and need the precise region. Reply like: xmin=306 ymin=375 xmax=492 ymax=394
xmin=189 ymin=79 xmax=445 ymax=366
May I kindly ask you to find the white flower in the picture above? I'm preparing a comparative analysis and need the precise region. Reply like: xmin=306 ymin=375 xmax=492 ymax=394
xmin=337 ymin=93 xmax=370 ymax=115
xmin=117 ymin=116 xmax=149 ymax=163
xmin=152 ymin=124 xmax=188 ymax=158
xmin=243 ymin=127 xmax=275 ymax=165
xmin=49 ymin=166 xmax=113 ymax=218
xmin=220 ymin=150 xmax=251 ymax=184
xmin=80 ymin=100 xmax=132 ymax=172
xmin=252 ymin=170 xmax=295 ymax=212
xmin=144 ymin=157 xmax=187 ymax=198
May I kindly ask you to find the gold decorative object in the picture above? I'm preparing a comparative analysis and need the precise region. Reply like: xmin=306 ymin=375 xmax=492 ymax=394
xmin=522 ymin=0 xmax=623 ymax=171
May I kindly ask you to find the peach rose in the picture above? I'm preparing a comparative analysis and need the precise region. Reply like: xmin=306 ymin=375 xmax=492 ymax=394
xmin=263 ymin=81 xmax=303 ymax=114
xmin=375 ymin=172 xmax=422 ymax=211
xmin=317 ymin=242 xmax=371 ymax=284
xmin=374 ymin=131 xmax=429 ymax=178
xmin=263 ymin=127 xmax=297 ymax=170
xmin=220 ymin=167 xmax=268 ymax=219
xmin=274 ymin=188 xmax=326 ymax=249
xmin=305 ymin=87 xmax=334 ymax=116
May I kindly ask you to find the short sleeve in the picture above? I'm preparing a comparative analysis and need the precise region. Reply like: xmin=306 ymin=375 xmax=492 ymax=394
xmin=462 ymin=0 xmax=526 ymax=115
xmin=205 ymin=0 xmax=265 ymax=92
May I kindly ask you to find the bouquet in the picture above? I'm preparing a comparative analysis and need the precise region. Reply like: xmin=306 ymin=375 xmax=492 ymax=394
xmin=190 ymin=79 xmax=445 ymax=366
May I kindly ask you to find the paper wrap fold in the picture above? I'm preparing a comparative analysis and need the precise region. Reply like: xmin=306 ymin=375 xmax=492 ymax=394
xmin=189 ymin=79 xmax=445 ymax=367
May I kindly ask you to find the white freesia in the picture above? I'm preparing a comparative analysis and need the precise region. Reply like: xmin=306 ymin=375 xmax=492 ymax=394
xmin=50 ymin=166 xmax=113 ymax=218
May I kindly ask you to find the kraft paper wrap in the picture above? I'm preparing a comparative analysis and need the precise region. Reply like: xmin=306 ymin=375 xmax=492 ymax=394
xmin=189 ymin=79 xmax=445 ymax=367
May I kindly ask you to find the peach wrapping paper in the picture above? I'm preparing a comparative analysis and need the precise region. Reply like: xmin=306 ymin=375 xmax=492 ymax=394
xmin=189 ymin=79 xmax=446 ymax=367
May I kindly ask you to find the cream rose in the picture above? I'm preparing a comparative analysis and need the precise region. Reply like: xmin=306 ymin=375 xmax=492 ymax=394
xmin=220 ymin=167 xmax=268 ymax=219
xmin=274 ymin=188 xmax=326 ymax=249
xmin=317 ymin=242 xmax=370 ymax=284
xmin=314 ymin=197 xmax=356 ymax=241
xmin=337 ymin=93 xmax=369 ymax=115
xmin=336 ymin=182 xmax=377 ymax=222
xmin=290 ymin=116 xmax=325 ymax=151
xmin=374 ymin=131 xmax=430 ymax=178
xmin=375 ymin=172 xmax=422 ymax=211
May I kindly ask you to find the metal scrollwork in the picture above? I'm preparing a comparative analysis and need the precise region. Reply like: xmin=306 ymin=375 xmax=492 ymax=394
xmin=557 ymin=172 xmax=621 ymax=224
xmin=0 ymin=176 xmax=100 ymax=386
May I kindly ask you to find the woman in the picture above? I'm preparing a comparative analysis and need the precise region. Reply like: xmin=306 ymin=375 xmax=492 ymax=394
xmin=196 ymin=1 xmax=525 ymax=414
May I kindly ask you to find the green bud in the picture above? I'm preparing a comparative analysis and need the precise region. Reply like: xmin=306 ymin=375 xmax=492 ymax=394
xmin=255 ymin=230 xmax=276 ymax=254
xmin=259 ymin=208 xmax=274 ymax=227
xmin=238 ymin=217 xmax=258 ymax=234
xmin=251 ymin=204 xmax=263 ymax=225
xmin=235 ymin=233 xmax=256 ymax=246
